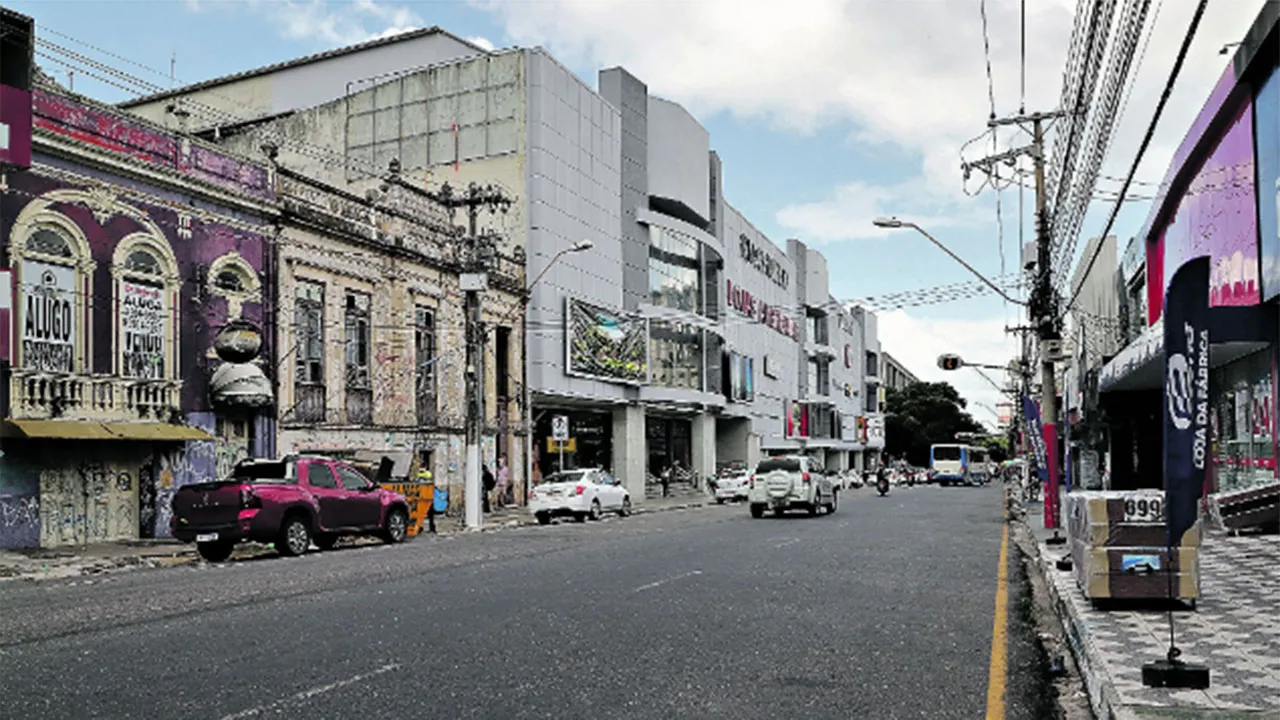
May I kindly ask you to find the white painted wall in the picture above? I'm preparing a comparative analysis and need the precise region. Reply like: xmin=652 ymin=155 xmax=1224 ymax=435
xmin=646 ymin=96 xmax=711 ymax=223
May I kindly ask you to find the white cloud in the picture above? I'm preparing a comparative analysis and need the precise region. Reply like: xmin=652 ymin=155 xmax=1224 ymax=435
xmin=467 ymin=36 xmax=496 ymax=52
xmin=466 ymin=0 xmax=1267 ymax=244
xmin=877 ymin=310 xmax=1021 ymax=430
xmin=221 ymin=1 xmax=426 ymax=46
xmin=775 ymin=179 xmax=990 ymax=244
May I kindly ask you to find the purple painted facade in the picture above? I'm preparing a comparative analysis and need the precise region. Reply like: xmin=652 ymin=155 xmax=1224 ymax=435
xmin=0 ymin=87 xmax=276 ymax=549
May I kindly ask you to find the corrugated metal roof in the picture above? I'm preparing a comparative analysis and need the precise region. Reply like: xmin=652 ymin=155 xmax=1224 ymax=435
xmin=117 ymin=26 xmax=487 ymax=108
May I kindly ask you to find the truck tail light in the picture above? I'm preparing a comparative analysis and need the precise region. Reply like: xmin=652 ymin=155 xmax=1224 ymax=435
xmin=802 ymin=473 xmax=811 ymax=485
xmin=575 ymin=485 xmax=585 ymax=496
xmin=749 ymin=475 xmax=755 ymax=488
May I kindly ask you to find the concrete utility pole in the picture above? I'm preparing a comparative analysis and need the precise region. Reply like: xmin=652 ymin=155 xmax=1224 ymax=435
xmin=429 ymin=180 xmax=512 ymax=530
xmin=965 ymin=110 xmax=1068 ymax=530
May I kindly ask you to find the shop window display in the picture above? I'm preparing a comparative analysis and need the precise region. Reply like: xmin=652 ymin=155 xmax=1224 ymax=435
xmin=1212 ymin=350 xmax=1276 ymax=494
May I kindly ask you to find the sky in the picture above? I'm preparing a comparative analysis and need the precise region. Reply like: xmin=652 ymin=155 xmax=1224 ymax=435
xmin=12 ymin=0 xmax=1270 ymax=429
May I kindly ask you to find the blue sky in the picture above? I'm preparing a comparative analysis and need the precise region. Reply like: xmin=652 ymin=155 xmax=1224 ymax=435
xmin=13 ymin=0 xmax=1266 ymax=426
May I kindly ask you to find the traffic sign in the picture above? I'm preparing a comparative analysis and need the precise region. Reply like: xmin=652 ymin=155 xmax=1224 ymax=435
xmin=552 ymin=415 xmax=569 ymax=441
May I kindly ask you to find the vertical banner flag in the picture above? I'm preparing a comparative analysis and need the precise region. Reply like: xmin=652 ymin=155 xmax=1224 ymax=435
xmin=1162 ymin=257 xmax=1210 ymax=548
xmin=1022 ymin=394 xmax=1049 ymax=485
xmin=0 ymin=268 xmax=11 ymax=363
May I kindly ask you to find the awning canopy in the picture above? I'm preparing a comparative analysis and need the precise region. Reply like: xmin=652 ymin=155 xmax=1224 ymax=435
xmin=2 ymin=419 xmax=213 ymax=441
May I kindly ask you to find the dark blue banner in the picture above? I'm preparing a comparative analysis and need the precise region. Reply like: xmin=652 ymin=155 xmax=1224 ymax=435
xmin=1022 ymin=394 xmax=1049 ymax=484
xmin=1162 ymin=257 xmax=1210 ymax=547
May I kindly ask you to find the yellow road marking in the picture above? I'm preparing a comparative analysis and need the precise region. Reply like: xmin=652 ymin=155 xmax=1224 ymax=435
xmin=985 ymin=523 xmax=1009 ymax=720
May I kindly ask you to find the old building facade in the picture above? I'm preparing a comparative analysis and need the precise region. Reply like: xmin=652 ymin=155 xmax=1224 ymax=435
xmin=0 ymin=79 xmax=277 ymax=549
xmin=271 ymin=166 xmax=527 ymax=506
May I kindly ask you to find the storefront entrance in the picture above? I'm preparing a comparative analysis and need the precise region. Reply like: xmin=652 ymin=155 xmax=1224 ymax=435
xmin=534 ymin=410 xmax=613 ymax=478
xmin=646 ymin=416 xmax=692 ymax=477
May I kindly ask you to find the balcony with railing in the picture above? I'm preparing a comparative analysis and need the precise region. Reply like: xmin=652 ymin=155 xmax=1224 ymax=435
xmin=292 ymin=383 xmax=326 ymax=424
xmin=9 ymin=370 xmax=183 ymax=421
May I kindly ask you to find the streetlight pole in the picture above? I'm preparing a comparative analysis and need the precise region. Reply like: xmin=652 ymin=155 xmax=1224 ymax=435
xmin=520 ymin=241 xmax=593 ymax=505
xmin=872 ymin=218 xmax=1026 ymax=306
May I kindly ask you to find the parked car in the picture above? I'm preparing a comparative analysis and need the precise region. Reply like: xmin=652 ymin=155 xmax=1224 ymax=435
xmin=170 ymin=455 xmax=409 ymax=562
xmin=713 ymin=470 xmax=751 ymax=503
xmin=530 ymin=468 xmax=632 ymax=524
xmin=747 ymin=455 xmax=837 ymax=518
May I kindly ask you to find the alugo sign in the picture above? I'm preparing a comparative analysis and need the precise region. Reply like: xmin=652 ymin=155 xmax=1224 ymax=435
xmin=726 ymin=278 xmax=798 ymax=340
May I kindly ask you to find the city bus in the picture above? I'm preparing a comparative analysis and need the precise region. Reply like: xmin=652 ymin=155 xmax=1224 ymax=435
xmin=929 ymin=444 xmax=985 ymax=486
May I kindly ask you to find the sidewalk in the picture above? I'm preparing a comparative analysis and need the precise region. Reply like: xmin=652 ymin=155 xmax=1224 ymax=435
xmin=1016 ymin=498 xmax=1280 ymax=719
xmin=0 ymin=494 xmax=712 ymax=583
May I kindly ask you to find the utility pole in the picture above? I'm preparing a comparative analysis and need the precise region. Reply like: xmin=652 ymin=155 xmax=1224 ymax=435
xmin=428 ymin=179 xmax=512 ymax=530
xmin=965 ymin=110 xmax=1068 ymax=531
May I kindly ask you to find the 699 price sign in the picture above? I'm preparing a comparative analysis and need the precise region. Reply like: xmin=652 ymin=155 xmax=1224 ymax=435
xmin=1122 ymin=495 xmax=1165 ymax=523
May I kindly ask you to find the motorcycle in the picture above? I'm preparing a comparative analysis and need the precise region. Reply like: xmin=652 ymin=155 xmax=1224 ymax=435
xmin=876 ymin=474 xmax=890 ymax=496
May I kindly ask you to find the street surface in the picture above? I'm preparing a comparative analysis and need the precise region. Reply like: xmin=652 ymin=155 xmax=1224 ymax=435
xmin=0 ymin=484 xmax=1053 ymax=719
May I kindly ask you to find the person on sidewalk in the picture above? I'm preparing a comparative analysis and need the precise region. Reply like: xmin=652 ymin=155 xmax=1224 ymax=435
xmin=496 ymin=457 xmax=510 ymax=507
xmin=482 ymin=464 xmax=496 ymax=513
xmin=660 ymin=464 xmax=672 ymax=498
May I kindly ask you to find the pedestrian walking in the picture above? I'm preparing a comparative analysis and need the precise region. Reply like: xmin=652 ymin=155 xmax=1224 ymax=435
xmin=660 ymin=464 xmax=671 ymax=498
xmin=496 ymin=457 xmax=510 ymax=507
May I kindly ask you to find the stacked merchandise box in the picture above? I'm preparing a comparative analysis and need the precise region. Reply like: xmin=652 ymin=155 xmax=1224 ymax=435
xmin=1065 ymin=490 xmax=1200 ymax=605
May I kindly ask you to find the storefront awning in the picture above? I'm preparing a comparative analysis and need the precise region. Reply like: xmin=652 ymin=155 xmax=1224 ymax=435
xmin=2 ymin=419 xmax=213 ymax=441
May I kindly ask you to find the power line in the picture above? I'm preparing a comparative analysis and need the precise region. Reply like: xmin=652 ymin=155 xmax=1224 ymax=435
xmin=1060 ymin=0 xmax=1210 ymax=321
xmin=980 ymin=0 xmax=997 ymax=119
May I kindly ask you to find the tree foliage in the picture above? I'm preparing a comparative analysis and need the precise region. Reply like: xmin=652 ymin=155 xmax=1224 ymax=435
xmin=884 ymin=382 xmax=985 ymax=467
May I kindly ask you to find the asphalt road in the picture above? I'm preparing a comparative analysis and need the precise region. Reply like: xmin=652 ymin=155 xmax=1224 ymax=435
xmin=0 ymin=482 xmax=1053 ymax=719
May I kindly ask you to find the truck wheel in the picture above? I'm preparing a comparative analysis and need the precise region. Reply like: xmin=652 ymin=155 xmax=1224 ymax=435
xmin=536 ymin=512 xmax=552 ymax=525
xmin=750 ymin=504 xmax=765 ymax=519
xmin=314 ymin=534 xmax=339 ymax=551
xmin=381 ymin=508 xmax=409 ymax=544
xmin=197 ymin=541 xmax=234 ymax=563
xmin=276 ymin=515 xmax=311 ymax=557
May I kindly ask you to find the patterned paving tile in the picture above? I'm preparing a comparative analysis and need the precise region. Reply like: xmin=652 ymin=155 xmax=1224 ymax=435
xmin=1040 ymin=530 xmax=1280 ymax=712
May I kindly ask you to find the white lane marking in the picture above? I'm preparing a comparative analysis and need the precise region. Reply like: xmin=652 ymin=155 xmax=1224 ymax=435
xmin=773 ymin=538 xmax=800 ymax=548
xmin=218 ymin=663 xmax=401 ymax=720
xmin=634 ymin=569 xmax=703 ymax=592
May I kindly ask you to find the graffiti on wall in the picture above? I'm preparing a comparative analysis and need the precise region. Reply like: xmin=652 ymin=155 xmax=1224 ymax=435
xmin=38 ymin=461 xmax=140 ymax=547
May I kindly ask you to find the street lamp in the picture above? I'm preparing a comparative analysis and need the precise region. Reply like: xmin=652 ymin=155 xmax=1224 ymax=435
xmin=521 ymin=240 xmax=593 ymax=505
xmin=872 ymin=217 xmax=1026 ymax=306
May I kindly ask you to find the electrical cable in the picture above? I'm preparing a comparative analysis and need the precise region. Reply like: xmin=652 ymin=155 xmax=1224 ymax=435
xmin=1059 ymin=0 xmax=1210 ymax=322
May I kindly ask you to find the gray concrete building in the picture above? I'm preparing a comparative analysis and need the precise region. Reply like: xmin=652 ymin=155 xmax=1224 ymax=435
xmin=119 ymin=31 xmax=885 ymax=497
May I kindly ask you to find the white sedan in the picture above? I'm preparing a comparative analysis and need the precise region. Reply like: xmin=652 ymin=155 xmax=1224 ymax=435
xmin=713 ymin=472 xmax=751 ymax=503
xmin=530 ymin=468 xmax=632 ymax=524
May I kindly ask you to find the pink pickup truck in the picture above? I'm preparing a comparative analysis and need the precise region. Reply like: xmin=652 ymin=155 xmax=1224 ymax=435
xmin=170 ymin=455 xmax=411 ymax=562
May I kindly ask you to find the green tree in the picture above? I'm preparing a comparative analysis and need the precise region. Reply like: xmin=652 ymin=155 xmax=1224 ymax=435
xmin=883 ymin=381 xmax=984 ymax=467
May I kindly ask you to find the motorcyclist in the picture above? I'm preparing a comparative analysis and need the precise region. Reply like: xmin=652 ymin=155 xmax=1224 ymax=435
xmin=876 ymin=465 xmax=889 ymax=494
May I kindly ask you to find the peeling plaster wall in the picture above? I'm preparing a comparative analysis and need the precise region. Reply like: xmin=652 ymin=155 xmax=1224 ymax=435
xmin=0 ymin=88 xmax=276 ymax=548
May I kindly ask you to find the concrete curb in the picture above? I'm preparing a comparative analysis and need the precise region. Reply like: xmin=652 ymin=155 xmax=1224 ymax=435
xmin=1014 ymin=514 xmax=1137 ymax=720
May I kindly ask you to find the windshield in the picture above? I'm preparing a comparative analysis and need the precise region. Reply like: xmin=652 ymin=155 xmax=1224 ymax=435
xmin=546 ymin=470 xmax=591 ymax=484
xmin=755 ymin=458 xmax=802 ymax=473
xmin=933 ymin=446 xmax=962 ymax=462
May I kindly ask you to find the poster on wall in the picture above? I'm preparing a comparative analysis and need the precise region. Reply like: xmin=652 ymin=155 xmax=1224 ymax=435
xmin=120 ymin=280 xmax=166 ymax=378
xmin=1257 ymin=68 xmax=1280 ymax=301
xmin=19 ymin=260 xmax=75 ymax=373
xmin=565 ymin=297 xmax=648 ymax=384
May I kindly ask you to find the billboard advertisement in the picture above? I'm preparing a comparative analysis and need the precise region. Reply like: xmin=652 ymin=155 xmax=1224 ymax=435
xmin=564 ymin=297 xmax=648 ymax=384
xmin=1156 ymin=99 xmax=1259 ymax=314
xmin=1258 ymin=67 xmax=1280 ymax=300
xmin=19 ymin=260 xmax=76 ymax=372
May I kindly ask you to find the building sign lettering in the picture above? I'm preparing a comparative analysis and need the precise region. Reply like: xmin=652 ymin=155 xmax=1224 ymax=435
xmin=726 ymin=278 xmax=798 ymax=340
xmin=120 ymin=280 xmax=166 ymax=378
xmin=739 ymin=233 xmax=788 ymax=289
xmin=20 ymin=260 xmax=75 ymax=373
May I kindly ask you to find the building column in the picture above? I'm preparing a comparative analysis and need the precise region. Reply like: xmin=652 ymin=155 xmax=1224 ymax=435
xmin=692 ymin=413 xmax=716 ymax=488
xmin=612 ymin=405 xmax=646 ymax=501
xmin=746 ymin=432 xmax=762 ymax=472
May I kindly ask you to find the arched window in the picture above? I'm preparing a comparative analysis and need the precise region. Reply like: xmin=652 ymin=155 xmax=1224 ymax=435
xmin=207 ymin=252 xmax=261 ymax=320
xmin=112 ymin=234 xmax=180 ymax=381
xmin=9 ymin=216 xmax=94 ymax=375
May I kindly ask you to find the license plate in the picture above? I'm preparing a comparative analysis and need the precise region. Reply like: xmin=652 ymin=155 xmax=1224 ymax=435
xmin=196 ymin=533 xmax=219 ymax=542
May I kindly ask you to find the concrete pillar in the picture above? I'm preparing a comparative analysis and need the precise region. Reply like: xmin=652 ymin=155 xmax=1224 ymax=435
xmin=612 ymin=405 xmax=646 ymax=501
xmin=692 ymin=412 xmax=716 ymax=487
xmin=746 ymin=432 xmax=761 ymax=472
